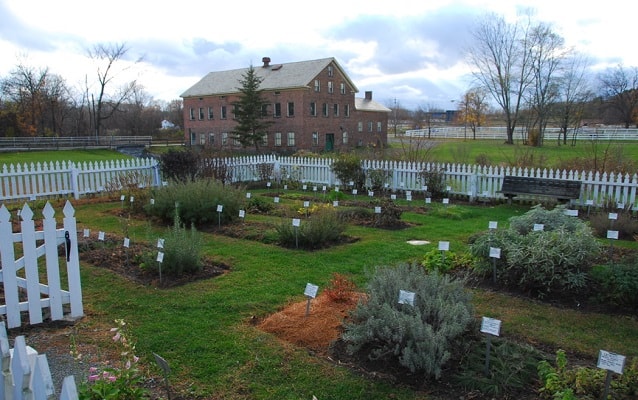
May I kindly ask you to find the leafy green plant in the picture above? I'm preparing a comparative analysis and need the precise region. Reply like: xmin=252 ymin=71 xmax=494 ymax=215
xmin=420 ymin=167 xmax=446 ymax=199
xmin=76 ymin=319 xmax=149 ymax=400
xmin=590 ymin=257 xmax=638 ymax=308
xmin=246 ymin=195 xmax=275 ymax=214
xmin=145 ymin=178 xmax=244 ymax=227
xmin=421 ymin=248 xmax=454 ymax=273
xmin=365 ymin=168 xmax=392 ymax=192
xmin=330 ymin=153 xmax=365 ymax=190
xmin=455 ymin=338 xmax=542 ymax=397
xmin=141 ymin=209 xmax=203 ymax=277
xmin=276 ymin=208 xmax=345 ymax=249
xmin=342 ymin=264 xmax=475 ymax=379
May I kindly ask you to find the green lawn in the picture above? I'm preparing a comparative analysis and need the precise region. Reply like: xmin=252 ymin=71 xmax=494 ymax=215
xmin=0 ymin=149 xmax=132 ymax=166
xmin=66 ymin=193 xmax=638 ymax=400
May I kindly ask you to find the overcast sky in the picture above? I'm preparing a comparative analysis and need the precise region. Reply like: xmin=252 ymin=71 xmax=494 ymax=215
xmin=1 ymin=0 xmax=635 ymax=110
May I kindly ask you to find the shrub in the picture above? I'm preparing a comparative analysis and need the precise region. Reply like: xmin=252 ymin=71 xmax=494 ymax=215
xmin=420 ymin=168 xmax=447 ymax=199
xmin=324 ymin=273 xmax=357 ymax=303
xmin=331 ymin=153 xmax=365 ymax=190
xmin=538 ymin=349 xmax=638 ymax=399
xmin=588 ymin=210 xmax=638 ymax=240
xmin=103 ymin=171 xmax=153 ymax=213
xmin=590 ymin=257 xmax=638 ymax=309
xmin=421 ymin=248 xmax=454 ymax=273
xmin=246 ymin=195 xmax=275 ymax=214
xmin=276 ymin=208 xmax=345 ymax=249
xmin=145 ymin=179 xmax=245 ymax=227
xmin=342 ymin=264 xmax=475 ymax=379
xmin=469 ymin=205 xmax=602 ymax=297
xmin=455 ymin=338 xmax=542 ymax=397
xmin=365 ymin=168 xmax=392 ymax=192
xmin=159 ymin=148 xmax=200 ymax=182
xmin=141 ymin=210 xmax=203 ymax=277
xmin=370 ymin=198 xmax=403 ymax=228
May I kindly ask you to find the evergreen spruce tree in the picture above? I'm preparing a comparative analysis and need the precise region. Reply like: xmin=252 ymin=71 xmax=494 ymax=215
xmin=232 ymin=65 xmax=273 ymax=152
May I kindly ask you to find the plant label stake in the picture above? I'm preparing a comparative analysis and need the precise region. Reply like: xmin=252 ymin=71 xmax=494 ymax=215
xmin=597 ymin=349 xmax=625 ymax=400
xmin=153 ymin=353 xmax=172 ymax=400
xmin=480 ymin=317 xmax=501 ymax=376
xmin=564 ymin=209 xmax=578 ymax=217
xmin=352 ymin=188 xmax=357 ymax=199
xmin=608 ymin=212 xmax=617 ymax=230
xmin=216 ymin=204 xmax=223 ymax=227
xmin=302 ymin=184 xmax=307 ymax=191
xmin=489 ymin=247 xmax=501 ymax=284
xmin=292 ymin=218 xmax=301 ymax=248
xmin=438 ymin=241 xmax=449 ymax=264
xmin=304 ymin=283 xmax=319 ymax=317
xmin=123 ymin=237 xmax=130 ymax=267
xmin=607 ymin=230 xmax=618 ymax=261
xmin=442 ymin=198 xmax=449 ymax=207
xmin=533 ymin=224 xmax=544 ymax=232
xmin=368 ymin=190 xmax=374 ymax=198
xmin=586 ymin=199 xmax=594 ymax=216
xmin=246 ymin=192 xmax=251 ymax=199
xmin=157 ymin=238 xmax=164 ymax=249
xmin=303 ymin=201 xmax=310 ymax=218
xmin=157 ymin=251 xmax=164 ymax=284
xmin=83 ymin=228 xmax=90 ymax=238
xmin=120 ymin=194 xmax=125 ymax=209
xmin=150 ymin=198 xmax=155 ymax=206
xmin=391 ymin=194 xmax=396 ymax=200
xmin=398 ymin=290 xmax=415 ymax=306
xmin=239 ymin=209 xmax=245 ymax=224
xmin=274 ymin=196 xmax=280 ymax=204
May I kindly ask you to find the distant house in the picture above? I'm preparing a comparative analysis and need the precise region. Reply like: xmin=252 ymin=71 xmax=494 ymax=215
xmin=161 ymin=119 xmax=176 ymax=129
xmin=180 ymin=57 xmax=390 ymax=152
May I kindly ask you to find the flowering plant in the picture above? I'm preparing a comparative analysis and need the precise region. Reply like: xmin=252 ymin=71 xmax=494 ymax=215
xmin=77 ymin=319 xmax=149 ymax=400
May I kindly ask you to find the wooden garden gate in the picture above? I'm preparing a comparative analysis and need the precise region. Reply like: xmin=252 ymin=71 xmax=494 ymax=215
xmin=0 ymin=201 xmax=83 ymax=329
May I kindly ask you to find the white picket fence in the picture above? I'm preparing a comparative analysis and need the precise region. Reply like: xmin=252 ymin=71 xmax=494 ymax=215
xmin=222 ymin=155 xmax=638 ymax=207
xmin=0 ymin=322 xmax=79 ymax=400
xmin=0 ymin=201 xmax=83 ymax=329
xmin=0 ymin=158 xmax=160 ymax=202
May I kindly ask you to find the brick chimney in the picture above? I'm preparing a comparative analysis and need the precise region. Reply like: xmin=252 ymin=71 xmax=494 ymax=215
xmin=262 ymin=57 xmax=271 ymax=68
xmin=365 ymin=91 xmax=372 ymax=100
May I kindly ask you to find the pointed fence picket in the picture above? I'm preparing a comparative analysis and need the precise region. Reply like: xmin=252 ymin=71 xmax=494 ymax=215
xmin=0 ymin=322 xmax=78 ymax=400
xmin=0 ymin=201 xmax=83 ymax=329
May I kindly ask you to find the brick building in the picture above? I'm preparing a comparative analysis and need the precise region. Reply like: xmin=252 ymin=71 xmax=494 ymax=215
xmin=180 ymin=57 xmax=390 ymax=153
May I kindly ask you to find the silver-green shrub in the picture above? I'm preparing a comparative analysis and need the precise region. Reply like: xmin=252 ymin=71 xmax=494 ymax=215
xmin=469 ymin=205 xmax=601 ymax=297
xmin=342 ymin=264 xmax=474 ymax=379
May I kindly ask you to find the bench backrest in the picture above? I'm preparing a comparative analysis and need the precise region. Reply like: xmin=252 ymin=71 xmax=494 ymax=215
xmin=501 ymin=176 xmax=581 ymax=198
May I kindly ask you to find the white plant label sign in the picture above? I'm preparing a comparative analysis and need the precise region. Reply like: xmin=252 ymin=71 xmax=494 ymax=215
xmin=157 ymin=238 xmax=165 ymax=248
xmin=98 ymin=231 xmax=105 ymax=241
xmin=374 ymin=206 xmax=381 ymax=214
xmin=607 ymin=230 xmax=619 ymax=240
xmin=425 ymin=198 xmax=431 ymax=204
xmin=292 ymin=218 xmax=301 ymax=227
xmin=398 ymin=290 xmax=415 ymax=306
xmin=274 ymin=197 xmax=280 ymax=203
xmin=304 ymin=283 xmax=319 ymax=298
xmin=333 ymin=201 xmax=339 ymax=207
xmin=303 ymin=201 xmax=310 ymax=208
xmin=489 ymin=221 xmax=498 ymax=230
xmin=391 ymin=194 xmax=396 ymax=200
xmin=597 ymin=350 xmax=626 ymax=374
xmin=489 ymin=247 xmax=501 ymax=259
xmin=609 ymin=212 xmax=618 ymax=220
xmin=352 ymin=189 xmax=358 ymax=195
xmin=442 ymin=198 xmax=449 ymax=204
xmin=123 ymin=238 xmax=130 ymax=248
xmin=156 ymin=252 xmax=164 ymax=263
xmin=239 ymin=210 xmax=245 ymax=218
xmin=406 ymin=194 xmax=412 ymax=201
xmin=217 ymin=204 xmax=223 ymax=212
xmin=438 ymin=241 xmax=450 ymax=251
xmin=83 ymin=228 xmax=90 ymax=238
xmin=246 ymin=192 xmax=252 ymax=199
xmin=586 ymin=199 xmax=594 ymax=206
xmin=533 ymin=224 xmax=544 ymax=231
xmin=481 ymin=317 xmax=501 ymax=336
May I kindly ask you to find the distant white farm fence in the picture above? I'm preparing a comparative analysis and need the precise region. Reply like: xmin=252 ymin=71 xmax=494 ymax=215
xmin=222 ymin=155 xmax=638 ymax=207
xmin=0 ymin=158 xmax=160 ymax=202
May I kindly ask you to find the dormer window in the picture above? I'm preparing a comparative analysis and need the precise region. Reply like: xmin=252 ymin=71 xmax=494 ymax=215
xmin=328 ymin=65 xmax=334 ymax=77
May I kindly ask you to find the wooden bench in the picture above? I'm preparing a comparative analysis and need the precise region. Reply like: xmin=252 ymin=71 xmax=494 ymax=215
xmin=498 ymin=176 xmax=582 ymax=204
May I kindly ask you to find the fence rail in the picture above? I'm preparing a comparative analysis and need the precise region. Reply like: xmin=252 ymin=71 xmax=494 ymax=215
xmin=404 ymin=127 xmax=638 ymax=141
xmin=0 ymin=136 xmax=152 ymax=150
xmin=222 ymin=155 xmax=638 ymax=207
xmin=0 ymin=158 xmax=160 ymax=202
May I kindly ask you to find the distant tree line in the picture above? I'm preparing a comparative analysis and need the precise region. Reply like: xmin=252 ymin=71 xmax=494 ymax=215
xmin=0 ymin=42 xmax=184 ymax=138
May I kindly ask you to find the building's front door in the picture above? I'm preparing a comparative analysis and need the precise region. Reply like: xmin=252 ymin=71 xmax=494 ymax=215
xmin=325 ymin=133 xmax=334 ymax=151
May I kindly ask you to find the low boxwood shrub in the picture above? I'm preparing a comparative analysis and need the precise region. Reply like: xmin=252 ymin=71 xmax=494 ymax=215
xmin=590 ymin=257 xmax=638 ymax=309
xmin=145 ymin=179 xmax=245 ymax=227
xmin=342 ymin=264 xmax=475 ymax=379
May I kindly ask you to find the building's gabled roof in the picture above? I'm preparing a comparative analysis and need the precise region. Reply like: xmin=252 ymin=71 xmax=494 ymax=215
xmin=181 ymin=57 xmax=359 ymax=98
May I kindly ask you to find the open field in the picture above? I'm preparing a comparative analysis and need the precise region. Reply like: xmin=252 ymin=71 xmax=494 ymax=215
xmin=9 ymin=191 xmax=637 ymax=400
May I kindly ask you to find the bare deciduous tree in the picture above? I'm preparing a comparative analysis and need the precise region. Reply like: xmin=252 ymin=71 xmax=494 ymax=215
xmin=553 ymin=54 xmax=593 ymax=145
xmin=597 ymin=64 xmax=638 ymax=128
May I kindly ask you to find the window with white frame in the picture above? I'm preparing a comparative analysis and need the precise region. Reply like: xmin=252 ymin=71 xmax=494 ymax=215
xmin=328 ymin=81 xmax=334 ymax=93
xmin=340 ymin=82 xmax=346 ymax=94
xmin=198 ymin=107 xmax=204 ymax=120
xmin=322 ymin=103 xmax=329 ymax=117
xmin=274 ymin=132 xmax=282 ymax=146
xmin=274 ymin=103 xmax=281 ymax=117
xmin=357 ymin=121 xmax=363 ymax=132
xmin=189 ymin=108 xmax=195 ymax=120
xmin=199 ymin=133 xmax=206 ymax=145
xmin=328 ymin=65 xmax=333 ymax=77
xmin=377 ymin=122 xmax=382 ymax=132
xmin=287 ymin=132 xmax=295 ymax=146
xmin=333 ymin=103 xmax=339 ymax=117
xmin=344 ymin=104 xmax=350 ymax=117
xmin=368 ymin=121 xmax=373 ymax=132
xmin=221 ymin=106 xmax=227 ymax=119
xmin=208 ymin=107 xmax=214 ymax=119
xmin=287 ymin=102 xmax=294 ymax=117
xmin=312 ymin=131 xmax=319 ymax=146
xmin=342 ymin=131 xmax=348 ymax=144
xmin=209 ymin=133 xmax=215 ymax=144
xmin=222 ymin=132 xmax=228 ymax=145
xmin=314 ymin=79 xmax=320 ymax=92
xmin=310 ymin=102 xmax=316 ymax=116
